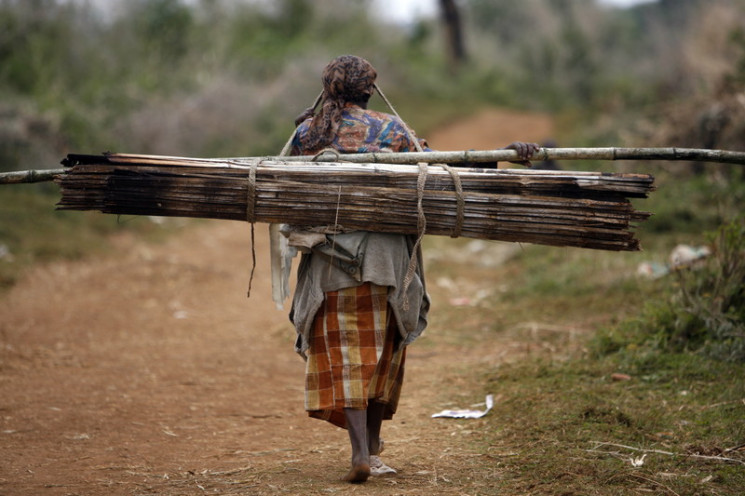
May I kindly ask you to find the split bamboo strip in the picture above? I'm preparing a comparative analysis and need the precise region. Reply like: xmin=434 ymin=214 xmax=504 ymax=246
xmin=56 ymin=153 xmax=654 ymax=251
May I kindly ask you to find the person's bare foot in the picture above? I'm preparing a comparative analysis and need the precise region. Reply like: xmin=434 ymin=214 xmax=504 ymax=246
xmin=341 ymin=463 xmax=371 ymax=483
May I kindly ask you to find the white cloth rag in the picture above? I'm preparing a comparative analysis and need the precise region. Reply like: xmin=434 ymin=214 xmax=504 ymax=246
xmin=370 ymin=455 xmax=397 ymax=476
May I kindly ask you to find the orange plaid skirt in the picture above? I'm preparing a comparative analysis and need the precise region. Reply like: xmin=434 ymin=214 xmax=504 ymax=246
xmin=305 ymin=282 xmax=406 ymax=428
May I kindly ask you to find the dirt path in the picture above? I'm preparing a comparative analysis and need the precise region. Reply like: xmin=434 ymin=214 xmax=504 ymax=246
xmin=0 ymin=109 xmax=554 ymax=495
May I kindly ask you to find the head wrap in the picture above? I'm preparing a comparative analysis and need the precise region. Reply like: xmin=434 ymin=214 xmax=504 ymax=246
xmin=301 ymin=55 xmax=377 ymax=151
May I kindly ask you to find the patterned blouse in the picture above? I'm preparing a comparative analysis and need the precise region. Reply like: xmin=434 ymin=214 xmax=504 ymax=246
xmin=291 ymin=103 xmax=428 ymax=155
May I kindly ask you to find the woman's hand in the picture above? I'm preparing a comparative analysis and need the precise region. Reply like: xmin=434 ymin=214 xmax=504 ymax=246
xmin=294 ymin=107 xmax=316 ymax=127
xmin=503 ymin=142 xmax=541 ymax=167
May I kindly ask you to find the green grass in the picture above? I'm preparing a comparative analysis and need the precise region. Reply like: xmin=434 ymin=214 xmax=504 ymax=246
xmin=639 ymin=167 xmax=745 ymax=240
xmin=465 ymin=352 xmax=745 ymax=495
xmin=422 ymin=186 xmax=744 ymax=495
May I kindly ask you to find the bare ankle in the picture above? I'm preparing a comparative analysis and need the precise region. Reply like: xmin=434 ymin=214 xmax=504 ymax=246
xmin=369 ymin=437 xmax=384 ymax=456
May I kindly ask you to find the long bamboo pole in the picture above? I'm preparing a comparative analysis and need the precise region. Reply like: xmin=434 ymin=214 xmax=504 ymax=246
xmin=0 ymin=168 xmax=66 ymax=184
xmin=1 ymin=146 xmax=742 ymax=185
xmin=239 ymin=147 xmax=745 ymax=166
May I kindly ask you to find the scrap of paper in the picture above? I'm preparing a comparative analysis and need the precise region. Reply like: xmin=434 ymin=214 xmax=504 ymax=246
xmin=431 ymin=394 xmax=494 ymax=419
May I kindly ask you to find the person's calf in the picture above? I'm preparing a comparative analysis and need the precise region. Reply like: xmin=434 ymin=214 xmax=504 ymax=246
xmin=366 ymin=400 xmax=386 ymax=455
xmin=344 ymin=408 xmax=370 ymax=482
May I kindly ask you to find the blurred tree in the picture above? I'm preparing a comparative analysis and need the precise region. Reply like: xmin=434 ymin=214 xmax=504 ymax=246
xmin=559 ymin=22 xmax=597 ymax=104
xmin=278 ymin=0 xmax=313 ymax=39
xmin=728 ymin=27 xmax=745 ymax=88
xmin=133 ymin=0 xmax=194 ymax=64
xmin=468 ymin=0 xmax=533 ymax=45
xmin=439 ymin=0 xmax=467 ymax=70
xmin=0 ymin=0 xmax=74 ymax=97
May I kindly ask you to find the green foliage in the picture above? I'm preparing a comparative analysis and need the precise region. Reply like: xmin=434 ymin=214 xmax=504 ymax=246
xmin=596 ymin=217 xmax=745 ymax=363
xmin=0 ymin=1 xmax=73 ymax=97
xmin=727 ymin=25 xmax=745 ymax=87
xmin=134 ymin=0 xmax=194 ymax=63
xmin=465 ymin=0 xmax=745 ymax=115
xmin=473 ymin=354 xmax=745 ymax=495
xmin=639 ymin=167 xmax=745 ymax=237
xmin=680 ymin=217 xmax=745 ymax=361
xmin=225 ymin=0 xmax=315 ymax=73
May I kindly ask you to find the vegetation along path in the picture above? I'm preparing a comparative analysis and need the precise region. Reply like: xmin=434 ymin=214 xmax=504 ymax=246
xmin=1 ymin=109 xmax=609 ymax=496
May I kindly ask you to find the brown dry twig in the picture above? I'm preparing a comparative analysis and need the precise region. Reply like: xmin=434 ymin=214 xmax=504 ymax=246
xmin=588 ymin=441 xmax=745 ymax=466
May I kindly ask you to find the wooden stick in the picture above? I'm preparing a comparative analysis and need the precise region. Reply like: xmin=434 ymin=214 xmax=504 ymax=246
xmin=0 ymin=168 xmax=66 ymax=184
xmin=588 ymin=441 xmax=745 ymax=466
xmin=229 ymin=147 xmax=745 ymax=166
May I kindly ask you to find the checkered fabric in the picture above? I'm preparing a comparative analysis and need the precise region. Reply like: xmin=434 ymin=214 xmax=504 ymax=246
xmin=305 ymin=282 xmax=406 ymax=428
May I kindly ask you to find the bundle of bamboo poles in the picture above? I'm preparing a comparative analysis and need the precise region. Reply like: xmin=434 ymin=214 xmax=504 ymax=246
xmin=56 ymin=152 xmax=655 ymax=251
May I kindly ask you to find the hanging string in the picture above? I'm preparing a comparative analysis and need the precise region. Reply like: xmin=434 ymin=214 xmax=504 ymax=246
xmin=374 ymin=83 xmax=425 ymax=153
xmin=246 ymin=223 xmax=257 ymax=298
xmin=311 ymin=147 xmax=341 ymax=162
xmin=375 ymin=82 xmax=468 ymax=305
xmin=401 ymin=161 xmax=428 ymax=310
xmin=437 ymin=162 xmax=465 ymax=238
xmin=246 ymin=159 xmax=259 ymax=297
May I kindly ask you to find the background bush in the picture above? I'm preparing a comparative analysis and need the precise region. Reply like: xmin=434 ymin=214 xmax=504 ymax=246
xmin=595 ymin=216 xmax=745 ymax=363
